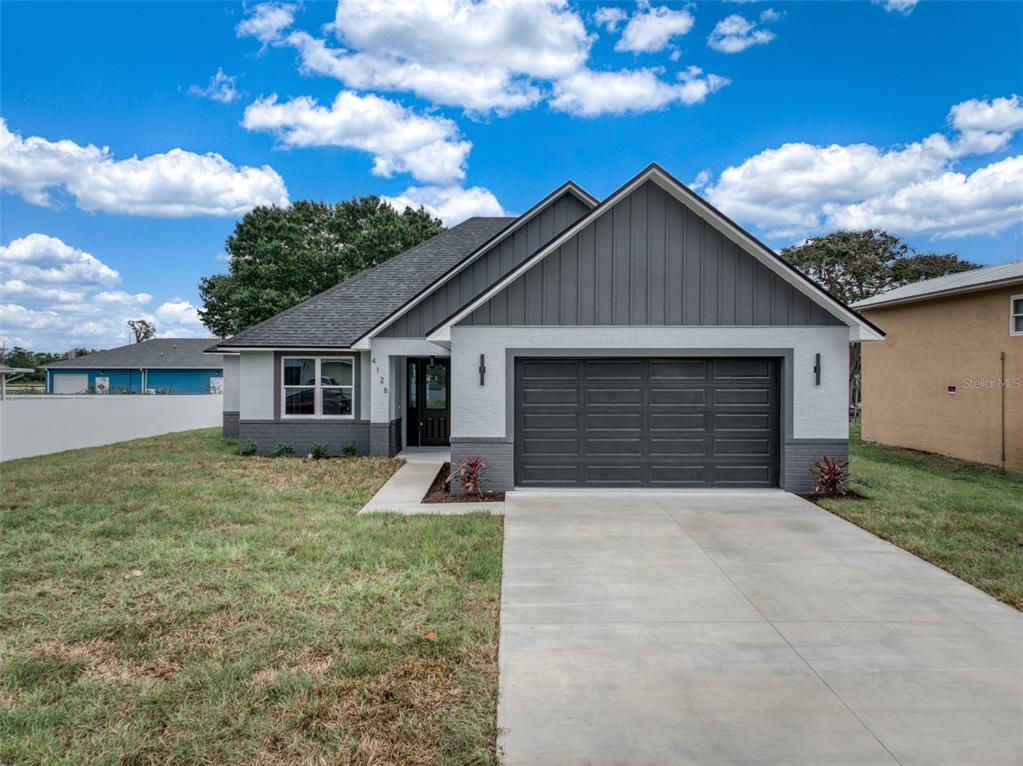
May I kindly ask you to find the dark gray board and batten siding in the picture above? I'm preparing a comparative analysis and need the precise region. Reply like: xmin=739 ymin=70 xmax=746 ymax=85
xmin=462 ymin=180 xmax=842 ymax=328
xmin=381 ymin=193 xmax=592 ymax=337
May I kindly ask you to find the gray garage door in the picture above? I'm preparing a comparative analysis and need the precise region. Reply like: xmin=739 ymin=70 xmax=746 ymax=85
xmin=514 ymin=357 xmax=780 ymax=488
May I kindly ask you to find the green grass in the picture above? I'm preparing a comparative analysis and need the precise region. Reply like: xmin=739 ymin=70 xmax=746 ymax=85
xmin=0 ymin=429 xmax=503 ymax=765
xmin=817 ymin=421 xmax=1023 ymax=610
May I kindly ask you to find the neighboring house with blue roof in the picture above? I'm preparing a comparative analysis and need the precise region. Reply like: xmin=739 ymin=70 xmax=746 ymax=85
xmin=211 ymin=164 xmax=884 ymax=494
xmin=44 ymin=338 xmax=224 ymax=395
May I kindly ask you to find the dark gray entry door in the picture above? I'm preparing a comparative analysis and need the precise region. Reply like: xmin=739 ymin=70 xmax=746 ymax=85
xmin=514 ymin=357 xmax=780 ymax=488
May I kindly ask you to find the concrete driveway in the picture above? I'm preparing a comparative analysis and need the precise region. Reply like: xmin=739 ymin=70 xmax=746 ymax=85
xmin=497 ymin=491 xmax=1022 ymax=766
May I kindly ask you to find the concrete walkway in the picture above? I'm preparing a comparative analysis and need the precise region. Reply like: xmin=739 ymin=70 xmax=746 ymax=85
xmin=360 ymin=447 xmax=505 ymax=514
xmin=498 ymin=490 xmax=1022 ymax=766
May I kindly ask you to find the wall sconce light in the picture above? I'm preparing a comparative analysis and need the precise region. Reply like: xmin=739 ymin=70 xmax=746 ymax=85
xmin=479 ymin=354 xmax=486 ymax=385
xmin=813 ymin=353 xmax=821 ymax=386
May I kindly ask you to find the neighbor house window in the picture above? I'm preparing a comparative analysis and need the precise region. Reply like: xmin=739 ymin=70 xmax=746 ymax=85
xmin=281 ymin=356 xmax=355 ymax=418
xmin=1012 ymin=294 xmax=1023 ymax=336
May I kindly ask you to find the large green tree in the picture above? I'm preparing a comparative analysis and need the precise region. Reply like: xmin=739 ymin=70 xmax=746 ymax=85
xmin=198 ymin=197 xmax=443 ymax=338
xmin=780 ymin=229 xmax=979 ymax=404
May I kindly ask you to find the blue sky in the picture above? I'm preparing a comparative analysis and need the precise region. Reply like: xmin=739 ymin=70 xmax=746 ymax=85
xmin=2 ymin=0 xmax=1022 ymax=350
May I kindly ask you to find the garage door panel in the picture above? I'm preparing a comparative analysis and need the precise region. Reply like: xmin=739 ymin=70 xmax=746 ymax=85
xmin=648 ymin=463 xmax=710 ymax=485
xmin=584 ymin=360 xmax=643 ymax=380
xmin=714 ymin=358 xmax=773 ymax=379
xmin=713 ymin=464 xmax=774 ymax=485
xmin=649 ymin=360 xmax=708 ymax=379
xmin=713 ymin=387 xmax=772 ymax=406
xmin=515 ymin=357 xmax=779 ymax=488
xmin=582 ymin=463 xmax=643 ymax=484
xmin=521 ymin=437 xmax=579 ymax=455
xmin=714 ymin=437 xmax=773 ymax=457
xmin=648 ymin=412 xmax=706 ymax=431
xmin=585 ymin=437 xmax=643 ymax=455
xmin=522 ymin=412 xmax=579 ymax=430
xmin=649 ymin=387 xmax=705 ymax=405
xmin=520 ymin=360 xmax=578 ymax=379
xmin=713 ymin=412 xmax=771 ymax=431
xmin=585 ymin=387 xmax=642 ymax=405
xmin=519 ymin=463 xmax=579 ymax=484
xmin=586 ymin=412 xmax=643 ymax=430
xmin=521 ymin=387 xmax=578 ymax=405
xmin=650 ymin=438 xmax=710 ymax=456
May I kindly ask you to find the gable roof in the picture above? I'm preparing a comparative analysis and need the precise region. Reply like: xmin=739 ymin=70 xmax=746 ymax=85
xmin=852 ymin=260 xmax=1023 ymax=310
xmin=351 ymin=181 xmax=597 ymax=348
xmin=427 ymin=163 xmax=884 ymax=342
xmin=213 ymin=216 xmax=514 ymax=350
xmin=44 ymin=338 xmax=223 ymax=369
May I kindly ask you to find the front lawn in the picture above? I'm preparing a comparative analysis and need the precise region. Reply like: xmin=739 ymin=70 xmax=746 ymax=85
xmin=817 ymin=421 xmax=1023 ymax=609
xmin=0 ymin=429 xmax=503 ymax=765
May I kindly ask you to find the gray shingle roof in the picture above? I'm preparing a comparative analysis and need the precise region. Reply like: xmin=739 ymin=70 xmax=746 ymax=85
xmin=853 ymin=260 xmax=1023 ymax=309
xmin=214 ymin=216 xmax=514 ymax=349
xmin=44 ymin=338 xmax=223 ymax=369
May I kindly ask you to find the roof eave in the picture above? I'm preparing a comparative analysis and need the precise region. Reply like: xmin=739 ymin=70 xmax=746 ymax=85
xmin=854 ymin=276 xmax=1023 ymax=311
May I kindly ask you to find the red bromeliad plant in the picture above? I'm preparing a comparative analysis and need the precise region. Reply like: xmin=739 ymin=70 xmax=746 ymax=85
xmin=811 ymin=454 xmax=850 ymax=497
xmin=454 ymin=456 xmax=489 ymax=499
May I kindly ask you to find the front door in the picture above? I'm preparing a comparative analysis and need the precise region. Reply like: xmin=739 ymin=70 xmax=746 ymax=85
xmin=406 ymin=358 xmax=450 ymax=446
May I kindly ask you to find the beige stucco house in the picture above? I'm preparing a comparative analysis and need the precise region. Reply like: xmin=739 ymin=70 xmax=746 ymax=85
xmin=853 ymin=261 xmax=1023 ymax=472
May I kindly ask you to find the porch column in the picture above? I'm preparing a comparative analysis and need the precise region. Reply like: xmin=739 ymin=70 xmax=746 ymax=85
xmin=368 ymin=348 xmax=400 ymax=457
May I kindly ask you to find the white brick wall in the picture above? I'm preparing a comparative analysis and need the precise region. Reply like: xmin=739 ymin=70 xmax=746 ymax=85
xmin=239 ymin=351 xmax=274 ymax=420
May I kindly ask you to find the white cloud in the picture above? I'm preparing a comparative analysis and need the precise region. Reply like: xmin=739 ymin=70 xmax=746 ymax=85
xmin=384 ymin=185 xmax=505 ymax=225
xmin=689 ymin=169 xmax=711 ymax=190
xmin=616 ymin=4 xmax=695 ymax=53
xmin=242 ymin=91 xmax=471 ymax=185
xmin=237 ymin=1 xmax=726 ymax=118
xmin=760 ymin=8 xmax=782 ymax=22
xmin=829 ymin=156 xmax=1023 ymax=237
xmin=0 ymin=119 xmax=289 ymax=217
xmin=594 ymin=7 xmax=627 ymax=32
xmin=551 ymin=66 xmax=729 ymax=117
xmin=873 ymin=0 xmax=918 ymax=15
xmin=154 ymin=299 xmax=208 ymax=337
xmin=703 ymin=95 xmax=1023 ymax=239
xmin=707 ymin=14 xmax=775 ymax=53
xmin=947 ymin=94 xmax=1023 ymax=155
xmin=236 ymin=2 xmax=296 ymax=44
xmin=0 ymin=234 xmax=119 ymax=288
xmin=189 ymin=68 xmax=240 ymax=104
xmin=285 ymin=31 xmax=541 ymax=114
xmin=0 ymin=234 xmax=207 ymax=350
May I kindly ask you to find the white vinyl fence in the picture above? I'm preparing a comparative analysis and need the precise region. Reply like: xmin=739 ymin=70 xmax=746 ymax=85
xmin=0 ymin=394 xmax=223 ymax=462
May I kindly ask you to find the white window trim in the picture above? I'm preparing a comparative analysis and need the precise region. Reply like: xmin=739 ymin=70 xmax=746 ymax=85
xmin=280 ymin=356 xmax=356 ymax=419
xmin=1012 ymin=294 xmax=1023 ymax=337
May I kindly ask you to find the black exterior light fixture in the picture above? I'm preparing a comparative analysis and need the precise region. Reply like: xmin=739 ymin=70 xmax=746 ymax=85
xmin=479 ymin=354 xmax=486 ymax=385
xmin=813 ymin=353 xmax=821 ymax=386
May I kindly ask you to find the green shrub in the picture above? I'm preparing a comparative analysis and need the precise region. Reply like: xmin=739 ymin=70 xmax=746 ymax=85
xmin=310 ymin=443 xmax=329 ymax=460
xmin=270 ymin=442 xmax=295 ymax=458
xmin=341 ymin=441 xmax=359 ymax=457
xmin=239 ymin=441 xmax=257 ymax=456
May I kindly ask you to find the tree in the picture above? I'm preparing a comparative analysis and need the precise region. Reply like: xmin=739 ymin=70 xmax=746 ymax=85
xmin=780 ymin=229 xmax=979 ymax=405
xmin=127 ymin=319 xmax=156 ymax=343
xmin=198 ymin=197 xmax=444 ymax=338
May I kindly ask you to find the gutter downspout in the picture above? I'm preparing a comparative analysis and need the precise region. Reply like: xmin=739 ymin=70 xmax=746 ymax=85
xmin=1001 ymin=351 xmax=1006 ymax=471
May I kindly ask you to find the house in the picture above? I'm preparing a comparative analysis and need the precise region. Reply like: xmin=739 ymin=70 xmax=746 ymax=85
xmin=211 ymin=164 xmax=882 ymax=493
xmin=45 ymin=338 xmax=224 ymax=395
xmin=853 ymin=261 xmax=1023 ymax=472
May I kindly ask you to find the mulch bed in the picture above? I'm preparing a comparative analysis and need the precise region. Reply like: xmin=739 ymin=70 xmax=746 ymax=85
xmin=804 ymin=488 xmax=868 ymax=503
xmin=422 ymin=462 xmax=506 ymax=504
